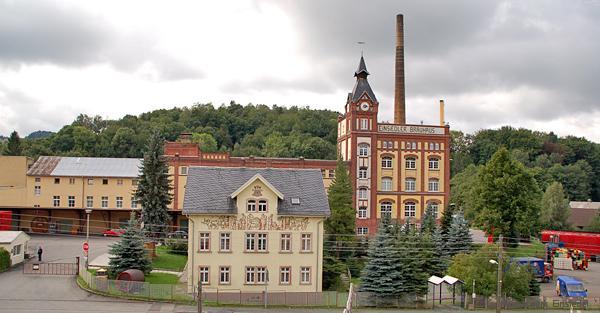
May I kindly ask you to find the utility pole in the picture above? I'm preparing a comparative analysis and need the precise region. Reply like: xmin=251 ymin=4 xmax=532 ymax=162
xmin=197 ymin=277 xmax=202 ymax=313
xmin=472 ymin=279 xmax=476 ymax=310
xmin=496 ymin=235 xmax=503 ymax=313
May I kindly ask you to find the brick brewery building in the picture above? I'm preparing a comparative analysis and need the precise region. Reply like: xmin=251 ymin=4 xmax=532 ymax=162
xmin=336 ymin=14 xmax=450 ymax=235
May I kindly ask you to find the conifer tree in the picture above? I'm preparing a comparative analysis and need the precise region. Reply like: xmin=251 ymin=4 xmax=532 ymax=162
xmin=398 ymin=225 xmax=429 ymax=297
xmin=420 ymin=203 xmax=437 ymax=235
xmin=360 ymin=217 xmax=403 ymax=297
xmin=108 ymin=212 xmax=152 ymax=277
xmin=440 ymin=203 xmax=455 ymax=236
xmin=431 ymin=226 xmax=449 ymax=277
xmin=136 ymin=131 xmax=172 ymax=238
xmin=447 ymin=210 xmax=472 ymax=257
xmin=323 ymin=157 xmax=355 ymax=289
xmin=6 ymin=130 xmax=22 ymax=156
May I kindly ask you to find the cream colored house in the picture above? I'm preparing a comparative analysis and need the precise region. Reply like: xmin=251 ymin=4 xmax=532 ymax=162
xmin=0 ymin=231 xmax=31 ymax=265
xmin=183 ymin=167 xmax=330 ymax=294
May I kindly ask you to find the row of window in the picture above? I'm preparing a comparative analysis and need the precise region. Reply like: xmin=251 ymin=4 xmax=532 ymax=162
xmin=198 ymin=265 xmax=312 ymax=285
xmin=381 ymin=156 xmax=440 ymax=170
xmin=51 ymin=196 xmax=138 ymax=208
xmin=357 ymin=202 xmax=439 ymax=219
xmin=246 ymin=200 xmax=268 ymax=212
xmin=361 ymin=142 xmax=444 ymax=154
xmin=378 ymin=177 xmax=439 ymax=192
xmin=198 ymin=232 xmax=312 ymax=253
xmin=35 ymin=177 xmax=137 ymax=186
xmin=405 ymin=142 xmax=442 ymax=151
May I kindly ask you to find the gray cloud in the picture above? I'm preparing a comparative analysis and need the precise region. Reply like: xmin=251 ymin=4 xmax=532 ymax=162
xmin=0 ymin=0 xmax=203 ymax=81
xmin=254 ymin=0 xmax=600 ymax=131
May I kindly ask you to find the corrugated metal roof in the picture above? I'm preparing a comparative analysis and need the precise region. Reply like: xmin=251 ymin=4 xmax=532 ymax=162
xmin=51 ymin=157 xmax=141 ymax=178
xmin=570 ymin=201 xmax=600 ymax=210
xmin=0 ymin=231 xmax=30 ymax=243
xmin=27 ymin=156 xmax=61 ymax=176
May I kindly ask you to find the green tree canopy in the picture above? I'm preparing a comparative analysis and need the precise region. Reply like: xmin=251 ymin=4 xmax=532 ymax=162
xmin=108 ymin=212 xmax=152 ymax=276
xmin=540 ymin=182 xmax=571 ymax=230
xmin=474 ymin=147 xmax=541 ymax=238
xmin=6 ymin=130 xmax=22 ymax=156
xmin=192 ymin=132 xmax=218 ymax=152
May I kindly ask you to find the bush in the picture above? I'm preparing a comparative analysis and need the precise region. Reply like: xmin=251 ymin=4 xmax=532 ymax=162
xmin=165 ymin=238 xmax=188 ymax=255
xmin=0 ymin=247 xmax=11 ymax=271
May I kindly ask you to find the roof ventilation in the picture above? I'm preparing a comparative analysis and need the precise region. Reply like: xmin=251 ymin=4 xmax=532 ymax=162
xmin=291 ymin=197 xmax=300 ymax=205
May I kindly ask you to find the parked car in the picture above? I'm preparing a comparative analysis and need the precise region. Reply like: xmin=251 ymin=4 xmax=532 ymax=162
xmin=103 ymin=229 xmax=126 ymax=237
xmin=167 ymin=230 xmax=188 ymax=239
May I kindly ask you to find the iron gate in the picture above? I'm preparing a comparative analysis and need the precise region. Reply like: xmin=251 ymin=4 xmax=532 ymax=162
xmin=23 ymin=257 xmax=79 ymax=275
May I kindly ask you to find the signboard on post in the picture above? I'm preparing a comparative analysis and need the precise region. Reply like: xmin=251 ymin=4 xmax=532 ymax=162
xmin=83 ymin=242 xmax=89 ymax=252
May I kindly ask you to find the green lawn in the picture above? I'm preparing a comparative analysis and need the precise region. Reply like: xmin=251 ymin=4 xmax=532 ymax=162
xmin=144 ymin=272 xmax=180 ymax=284
xmin=506 ymin=239 xmax=546 ymax=258
xmin=151 ymin=245 xmax=187 ymax=271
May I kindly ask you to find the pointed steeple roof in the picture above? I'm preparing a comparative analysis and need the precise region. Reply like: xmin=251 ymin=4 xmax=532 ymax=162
xmin=350 ymin=55 xmax=377 ymax=102
xmin=354 ymin=55 xmax=370 ymax=77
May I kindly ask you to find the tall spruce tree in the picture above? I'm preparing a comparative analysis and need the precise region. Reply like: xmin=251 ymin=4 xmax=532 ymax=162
xmin=446 ymin=210 xmax=472 ymax=257
xmin=323 ymin=157 xmax=356 ymax=289
xmin=6 ymin=130 xmax=22 ymax=156
xmin=136 ymin=131 xmax=172 ymax=238
xmin=431 ymin=226 xmax=449 ymax=277
xmin=420 ymin=203 xmax=437 ymax=234
xmin=399 ymin=225 xmax=429 ymax=297
xmin=360 ymin=217 xmax=404 ymax=297
xmin=108 ymin=212 xmax=152 ymax=276
xmin=440 ymin=203 xmax=455 ymax=236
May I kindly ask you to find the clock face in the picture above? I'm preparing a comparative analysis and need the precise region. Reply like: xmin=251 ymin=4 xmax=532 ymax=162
xmin=360 ymin=102 xmax=370 ymax=111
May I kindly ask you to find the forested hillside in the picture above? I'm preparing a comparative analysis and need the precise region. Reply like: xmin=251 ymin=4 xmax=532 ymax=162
xmin=1 ymin=103 xmax=599 ymax=205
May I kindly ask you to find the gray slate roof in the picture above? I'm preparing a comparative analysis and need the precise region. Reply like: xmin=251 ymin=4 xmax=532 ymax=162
xmin=350 ymin=56 xmax=377 ymax=102
xmin=29 ymin=156 xmax=141 ymax=178
xmin=183 ymin=167 xmax=330 ymax=217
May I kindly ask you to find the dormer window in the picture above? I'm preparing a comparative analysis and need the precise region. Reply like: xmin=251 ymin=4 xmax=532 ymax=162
xmin=247 ymin=200 xmax=256 ymax=212
xmin=291 ymin=198 xmax=300 ymax=205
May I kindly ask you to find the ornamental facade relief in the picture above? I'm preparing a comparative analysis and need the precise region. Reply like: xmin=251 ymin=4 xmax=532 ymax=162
xmin=200 ymin=213 xmax=310 ymax=231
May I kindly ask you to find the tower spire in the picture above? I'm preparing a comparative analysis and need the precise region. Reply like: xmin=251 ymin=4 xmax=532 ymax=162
xmin=354 ymin=55 xmax=370 ymax=78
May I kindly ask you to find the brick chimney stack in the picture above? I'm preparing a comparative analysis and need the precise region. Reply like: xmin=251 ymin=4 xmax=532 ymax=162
xmin=394 ymin=14 xmax=406 ymax=125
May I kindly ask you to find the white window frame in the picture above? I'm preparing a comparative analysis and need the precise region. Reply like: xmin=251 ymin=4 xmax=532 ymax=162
xmin=245 ymin=233 xmax=255 ymax=251
xmin=280 ymin=267 xmax=291 ymax=284
xmin=199 ymin=266 xmax=209 ymax=284
xmin=301 ymin=233 xmax=312 ymax=252
xmin=381 ymin=177 xmax=393 ymax=191
xmin=328 ymin=170 xmax=335 ymax=178
xmin=219 ymin=266 xmax=230 ymax=284
xmin=280 ymin=233 xmax=291 ymax=252
xmin=101 ymin=196 xmax=108 ymax=208
xmin=256 ymin=267 xmax=267 ymax=284
xmin=131 ymin=197 xmax=137 ymax=209
xmin=219 ymin=232 xmax=231 ymax=252
xmin=357 ymin=227 xmax=368 ymax=235
xmin=53 ymin=196 xmax=60 ymax=207
xmin=405 ymin=157 xmax=416 ymax=169
xmin=68 ymin=196 xmax=75 ymax=208
xmin=87 ymin=178 xmax=93 ymax=185
xmin=246 ymin=267 xmax=255 ymax=284
xmin=358 ymin=168 xmax=368 ymax=179
xmin=180 ymin=166 xmax=188 ymax=175
xmin=199 ymin=232 xmax=210 ymax=251
xmin=69 ymin=178 xmax=75 ymax=185
xmin=405 ymin=202 xmax=416 ymax=217
xmin=429 ymin=158 xmax=440 ymax=170
xmin=247 ymin=200 xmax=256 ymax=212
xmin=358 ymin=188 xmax=368 ymax=199
xmin=258 ymin=200 xmax=267 ymax=212
xmin=116 ymin=196 xmax=123 ymax=208
xmin=381 ymin=157 xmax=393 ymax=169
xmin=117 ymin=179 xmax=123 ymax=186
xmin=34 ymin=185 xmax=41 ymax=196
xmin=428 ymin=202 xmax=439 ymax=217
xmin=358 ymin=206 xmax=368 ymax=219
xmin=360 ymin=118 xmax=369 ymax=130
xmin=380 ymin=202 xmax=392 ymax=219
xmin=358 ymin=144 xmax=369 ymax=156
xmin=300 ymin=267 xmax=311 ymax=284
xmin=428 ymin=179 xmax=439 ymax=192
xmin=257 ymin=233 xmax=268 ymax=252
xmin=86 ymin=196 xmax=93 ymax=208
xmin=405 ymin=178 xmax=416 ymax=192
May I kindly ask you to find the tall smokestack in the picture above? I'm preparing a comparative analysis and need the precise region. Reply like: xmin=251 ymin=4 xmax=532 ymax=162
xmin=439 ymin=100 xmax=445 ymax=126
xmin=394 ymin=14 xmax=406 ymax=125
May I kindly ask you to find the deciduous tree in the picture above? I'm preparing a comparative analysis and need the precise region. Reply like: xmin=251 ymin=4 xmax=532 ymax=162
xmin=540 ymin=182 xmax=570 ymax=230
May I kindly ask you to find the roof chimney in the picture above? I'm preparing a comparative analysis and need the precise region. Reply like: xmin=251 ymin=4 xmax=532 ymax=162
xmin=394 ymin=14 xmax=406 ymax=125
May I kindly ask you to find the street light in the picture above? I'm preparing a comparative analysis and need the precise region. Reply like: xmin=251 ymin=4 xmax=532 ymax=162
xmin=489 ymin=259 xmax=501 ymax=313
xmin=489 ymin=259 xmax=498 ymax=265
xmin=85 ymin=209 xmax=92 ymax=269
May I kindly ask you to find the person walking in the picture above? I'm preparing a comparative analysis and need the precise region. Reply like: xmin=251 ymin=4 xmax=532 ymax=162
xmin=37 ymin=246 xmax=43 ymax=262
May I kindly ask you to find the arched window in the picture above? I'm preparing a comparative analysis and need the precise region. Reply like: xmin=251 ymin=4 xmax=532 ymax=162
xmin=435 ymin=143 xmax=440 ymax=150
xmin=427 ymin=202 xmax=439 ymax=217
xmin=429 ymin=157 xmax=439 ymax=170
xmin=247 ymin=200 xmax=256 ymax=212
xmin=405 ymin=157 xmax=416 ymax=169
xmin=358 ymin=144 xmax=369 ymax=157
xmin=428 ymin=178 xmax=439 ymax=192
xmin=358 ymin=188 xmax=368 ymax=200
xmin=380 ymin=202 xmax=392 ymax=219
xmin=404 ymin=202 xmax=416 ymax=217
xmin=357 ymin=206 xmax=368 ymax=218
xmin=381 ymin=177 xmax=393 ymax=191
xmin=405 ymin=178 xmax=416 ymax=192
xmin=381 ymin=156 xmax=393 ymax=168
xmin=258 ymin=200 xmax=268 ymax=212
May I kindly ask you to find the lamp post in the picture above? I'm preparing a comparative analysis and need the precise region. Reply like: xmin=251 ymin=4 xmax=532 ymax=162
xmin=489 ymin=235 xmax=503 ymax=313
xmin=85 ymin=209 xmax=92 ymax=269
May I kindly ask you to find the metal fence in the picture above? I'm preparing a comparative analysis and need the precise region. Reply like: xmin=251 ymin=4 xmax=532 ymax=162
xmin=24 ymin=260 xmax=79 ymax=275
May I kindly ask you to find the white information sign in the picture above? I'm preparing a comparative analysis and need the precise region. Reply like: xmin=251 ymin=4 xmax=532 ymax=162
xmin=378 ymin=124 xmax=444 ymax=135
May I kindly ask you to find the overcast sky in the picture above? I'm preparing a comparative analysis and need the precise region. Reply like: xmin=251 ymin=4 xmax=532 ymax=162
xmin=1 ymin=0 xmax=599 ymax=142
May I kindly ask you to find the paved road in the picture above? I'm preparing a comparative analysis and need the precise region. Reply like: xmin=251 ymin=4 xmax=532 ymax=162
xmin=28 ymin=233 xmax=118 ymax=263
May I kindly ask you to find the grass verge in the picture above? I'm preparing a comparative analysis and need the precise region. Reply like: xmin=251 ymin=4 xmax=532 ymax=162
xmin=145 ymin=272 xmax=180 ymax=284
xmin=152 ymin=246 xmax=187 ymax=271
